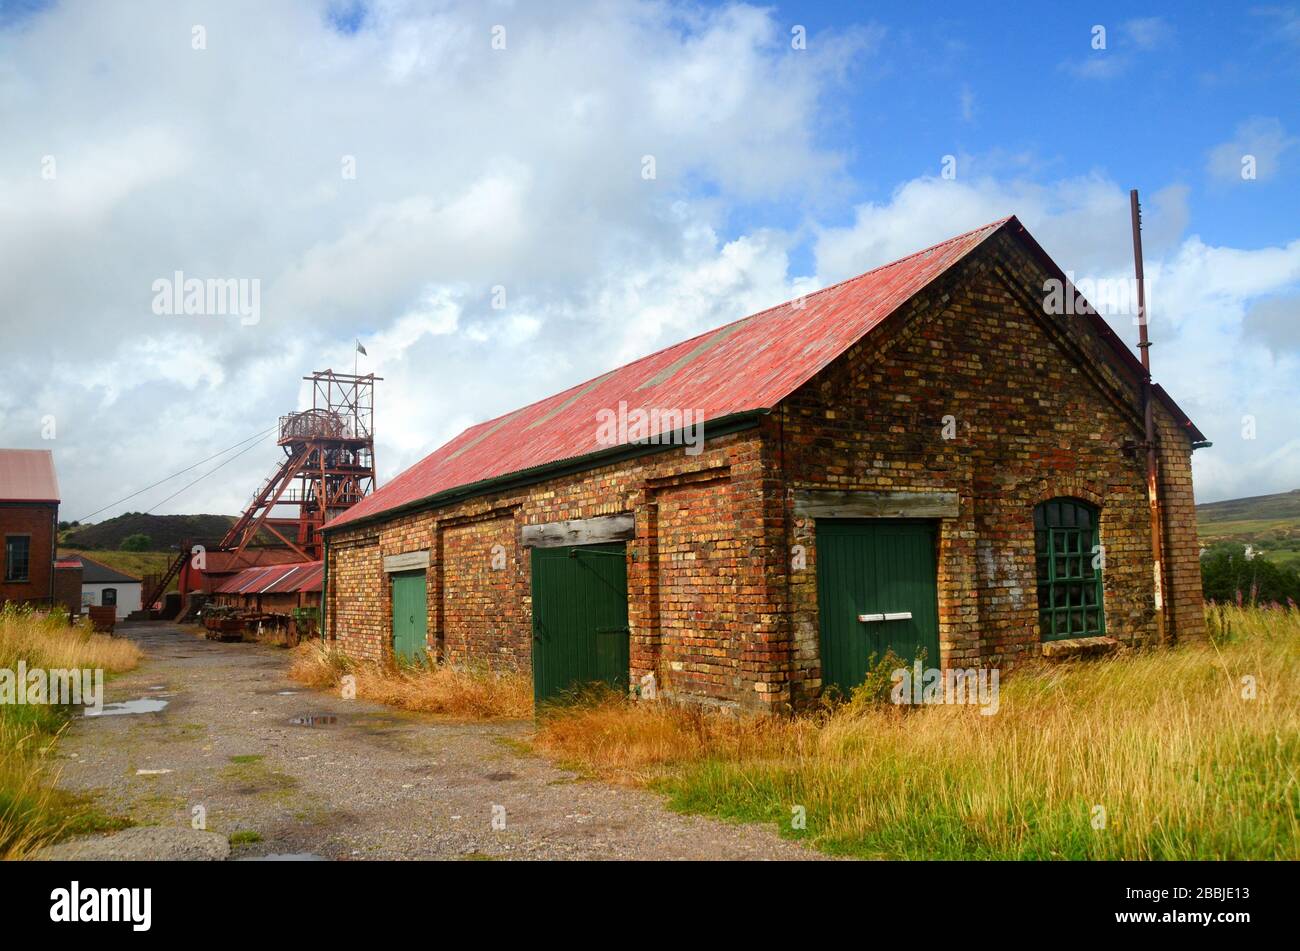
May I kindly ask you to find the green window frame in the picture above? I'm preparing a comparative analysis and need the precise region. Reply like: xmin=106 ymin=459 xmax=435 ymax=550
xmin=1034 ymin=498 xmax=1105 ymax=641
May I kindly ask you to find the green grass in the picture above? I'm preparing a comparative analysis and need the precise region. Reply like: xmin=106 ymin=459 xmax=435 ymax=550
xmin=534 ymin=605 xmax=1300 ymax=860
xmin=0 ymin=603 xmax=141 ymax=858
xmin=1198 ymin=489 xmax=1300 ymax=571
xmin=57 ymin=549 xmax=176 ymax=588
xmin=219 ymin=758 xmax=298 ymax=800
xmin=229 ymin=829 xmax=263 ymax=846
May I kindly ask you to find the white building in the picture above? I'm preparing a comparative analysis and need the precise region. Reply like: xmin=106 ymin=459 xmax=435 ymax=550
xmin=69 ymin=554 xmax=143 ymax=620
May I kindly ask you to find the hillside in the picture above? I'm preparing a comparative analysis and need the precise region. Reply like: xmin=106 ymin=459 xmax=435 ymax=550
xmin=62 ymin=550 xmax=178 ymax=589
xmin=62 ymin=513 xmax=236 ymax=552
xmin=1197 ymin=488 xmax=1300 ymax=570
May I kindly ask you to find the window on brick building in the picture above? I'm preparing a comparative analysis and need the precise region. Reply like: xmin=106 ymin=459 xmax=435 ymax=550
xmin=4 ymin=535 xmax=31 ymax=583
xmin=1034 ymin=498 xmax=1105 ymax=641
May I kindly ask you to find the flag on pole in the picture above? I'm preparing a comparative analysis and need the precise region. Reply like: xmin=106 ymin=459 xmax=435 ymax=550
xmin=356 ymin=339 xmax=367 ymax=356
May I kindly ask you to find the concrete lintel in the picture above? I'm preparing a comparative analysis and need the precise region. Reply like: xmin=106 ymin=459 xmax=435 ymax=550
xmin=383 ymin=550 xmax=430 ymax=573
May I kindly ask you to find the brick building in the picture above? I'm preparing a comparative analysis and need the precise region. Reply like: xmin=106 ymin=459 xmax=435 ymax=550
xmin=321 ymin=217 xmax=1208 ymax=711
xmin=0 ymin=449 xmax=61 ymax=609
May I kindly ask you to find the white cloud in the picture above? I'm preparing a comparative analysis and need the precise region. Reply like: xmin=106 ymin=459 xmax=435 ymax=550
xmin=1123 ymin=17 xmax=1171 ymax=51
xmin=0 ymin=0 xmax=869 ymax=519
xmin=1207 ymin=117 xmax=1295 ymax=183
xmin=959 ymin=84 xmax=975 ymax=122
xmin=1060 ymin=17 xmax=1170 ymax=79
xmin=0 ymin=0 xmax=1295 ymax=521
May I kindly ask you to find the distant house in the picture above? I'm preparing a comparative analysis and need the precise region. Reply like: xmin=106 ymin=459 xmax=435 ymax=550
xmin=0 ymin=448 xmax=60 ymax=609
xmin=64 ymin=554 xmax=143 ymax=620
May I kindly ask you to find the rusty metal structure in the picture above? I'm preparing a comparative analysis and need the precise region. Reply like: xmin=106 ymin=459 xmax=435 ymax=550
xmin=143 ymin=369 xmax=379 ymax=613
xmin=1130 ymin=189 xmax=1168 ymax=645
xmin=220 ymin=370 xmax=380 ymax=561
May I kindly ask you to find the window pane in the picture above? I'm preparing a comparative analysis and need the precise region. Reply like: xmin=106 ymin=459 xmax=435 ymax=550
xmin=4 ymin=536 xmax=30 ymax=583
xmin=1034 ymin=499 xmax=1105 ymax=641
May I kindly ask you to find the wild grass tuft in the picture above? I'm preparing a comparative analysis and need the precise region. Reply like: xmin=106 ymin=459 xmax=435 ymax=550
xmin=0 ymin=602 xmax=141 ymax=859
xmin=289 ymin=641 xmax=533 ymax=720
xmin=533 ymin=605 xmax=1300 ymax=859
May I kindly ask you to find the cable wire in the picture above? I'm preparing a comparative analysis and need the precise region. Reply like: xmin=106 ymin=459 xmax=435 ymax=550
xmin=73 ymin=426 xmax=276 ymax=522
xmin=144 ymin=434 xmax=276 ymax=515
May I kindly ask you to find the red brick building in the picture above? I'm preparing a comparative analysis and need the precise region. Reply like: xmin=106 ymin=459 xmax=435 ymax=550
xmin=321 ymin=218 xmax=1208 ymax=711
xmin=0 ymin=449 xmax=62 ymax=609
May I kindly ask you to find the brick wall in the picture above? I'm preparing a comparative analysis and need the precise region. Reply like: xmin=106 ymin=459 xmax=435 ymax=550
xmin=439 ymin=512 xmax=522 ymax=667
xmin=1157 ymin=410 xmax=1206 ymax=641
xmin=53 ymin=564 xmax=83 ymax=617
xmin=771 ymin=229 xmax=1203 ymax=706
xmin=326 ymin=432 xmax=777 ymax=708
xmin=0 ymin=502 xmax=57 ymax=606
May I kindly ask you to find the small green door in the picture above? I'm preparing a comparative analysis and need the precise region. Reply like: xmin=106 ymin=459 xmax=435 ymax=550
xmin=815 ymin=519 xmax=940 ymax=696
xmin=531 ymin=543 xmax=630 ymax=704
xmin=391 ymin=570 xmax=427 ymax=663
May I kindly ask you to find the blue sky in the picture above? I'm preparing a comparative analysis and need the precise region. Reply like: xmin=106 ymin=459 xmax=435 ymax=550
xmin=715 ymin=1 xmax=1300 ymax=268
xmin=1 ymin=0 xmax=1298 ymax=515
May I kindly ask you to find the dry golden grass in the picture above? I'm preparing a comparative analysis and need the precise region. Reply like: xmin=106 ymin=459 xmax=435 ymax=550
xmin=534 ymin=687 xmax=817 ymax=784
xmin=290 ymin=641 xmax=533 ymax=720
xmin=0 ymin=608 xmax=142 ymax=675
xmin=246 ymin=624 xmax=297 ymax=649
xmin=534 ymin=605 xmax=1300 ymax=859
xmin=0 ymin=604 xmax=141 ymax=859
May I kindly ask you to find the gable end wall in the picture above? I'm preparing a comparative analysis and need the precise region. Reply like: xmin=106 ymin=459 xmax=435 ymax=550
xmin=767 ymin=229 xmax=1204 ymax=707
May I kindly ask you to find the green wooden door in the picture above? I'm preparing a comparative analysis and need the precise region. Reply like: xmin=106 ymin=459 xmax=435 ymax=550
xmin=531 ymin=543 xmax=630 ymax=704
xmin=815 ymin=519 xmax=940 ymax=696
xmin=391 ymin=570 xmax=428 ymax=663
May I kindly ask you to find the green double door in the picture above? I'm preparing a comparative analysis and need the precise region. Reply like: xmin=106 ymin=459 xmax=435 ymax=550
xmin=816 ymin=520 xmax=940 ymax=696
xmin=531 ymin=543 xmax=630 ymax=704
xmin=391 ymin=570 xmax=428 ymax=663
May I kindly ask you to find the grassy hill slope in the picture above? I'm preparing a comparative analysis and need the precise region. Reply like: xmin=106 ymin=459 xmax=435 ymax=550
xmin=63 ymin=550 xmax=177 ymax=587
xmin=62 ymin=513 xmax=236 ymax=552
xmin=1197 ymin=489 xmax=1300 ymax=570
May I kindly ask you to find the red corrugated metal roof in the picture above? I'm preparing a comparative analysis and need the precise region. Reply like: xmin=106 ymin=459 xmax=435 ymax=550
xmin=325 ymin=216 xmax=1203 ymax=530
xmin=213 ymin=561 xmax=322 ymax=595
xmin=264 ymin=562 xmax=323 ymax=594
xmin=0 ymin=449 xmax=60 ymax=503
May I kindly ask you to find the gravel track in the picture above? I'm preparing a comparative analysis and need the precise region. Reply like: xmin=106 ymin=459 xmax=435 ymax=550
xmin=51 ymin=623 xmax=819 ymax=861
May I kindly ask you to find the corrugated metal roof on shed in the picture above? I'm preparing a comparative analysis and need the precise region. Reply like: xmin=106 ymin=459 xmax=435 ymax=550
xmin=0 ymin=448 xmax=60 ymax=502
xmin=325 ymin=216 xmax=1205 ymax=531
xmin=213 ymin=561 xmax=322 ymax=595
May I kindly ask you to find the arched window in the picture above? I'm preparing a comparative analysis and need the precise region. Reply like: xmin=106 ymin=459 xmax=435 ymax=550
xmin=1034 ymin=498 xmax=1104 ymax=641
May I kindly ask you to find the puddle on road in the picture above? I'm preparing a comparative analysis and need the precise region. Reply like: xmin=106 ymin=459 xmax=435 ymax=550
xmin=289 ymin=714 xmax=338 ymax=727
xmin=84 ymin=699 xmax=170 ymax=717
xmin=276 ymin=690 xmax=298 ymax=696
xmin=237 ymin=853 xmax=329 ymax=862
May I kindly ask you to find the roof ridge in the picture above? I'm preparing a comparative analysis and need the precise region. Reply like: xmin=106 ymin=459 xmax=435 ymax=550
xmin=684 ymin=215 xmax=1013 ymax=333
xmin=437 ymin=216 xmax=1013 ymax=445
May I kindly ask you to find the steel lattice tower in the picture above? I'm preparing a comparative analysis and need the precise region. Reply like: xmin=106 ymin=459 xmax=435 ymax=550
xmin=220 ymin=370 xmax=380 ymax=561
